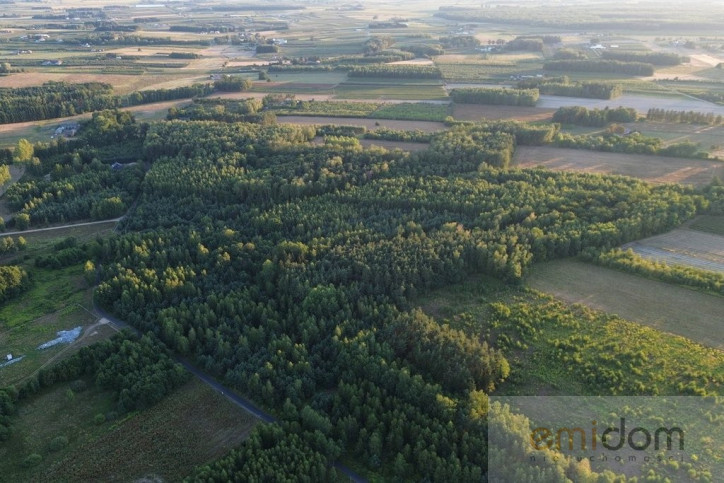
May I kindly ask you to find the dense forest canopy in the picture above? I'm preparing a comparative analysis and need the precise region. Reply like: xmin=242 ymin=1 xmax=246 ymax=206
xmin=24 ymin=113 xmax=697 ymax=480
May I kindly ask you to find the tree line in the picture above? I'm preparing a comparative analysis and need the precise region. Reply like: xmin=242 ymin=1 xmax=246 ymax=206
xmin=450 ymin=87 xmax=539 ymax=106
xmin=0 ymin=82 xmax=215 ymax=125
xmin=348 ymin=65 xmax=443 ymax=79
xmin=553 ymin=106 xmax=638 ymax=126
xmin=647 ymin=108 xmax=724 ymax=125
xmin=601 ymin=51 xmax=687 ymax=66
xmin=583 ymin=247 xmax=724 ymax=295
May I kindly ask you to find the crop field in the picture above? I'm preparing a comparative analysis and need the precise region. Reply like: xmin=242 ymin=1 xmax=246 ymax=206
xmin=538 ymin=92 xmax=724 ymax=115
xmin=513 ymin=146 xmax=724 ymax=186
xmin=689 ymin=215 xmax=724 ymax=236
xmin=334 ymin=82 xmax=448 ymax=101
xmin=525 ymin=260 xmax=724 ymax=350
xmin=622 ymin=228 xmax=724 ymax=273
xmin=0 ymin=378 xmax=257 ymax=482
xmin=277 ymin=115 xmax=445 ymax=132
xmin=452 ymin=104 xmax=555 ymax=121
xmin=0 ymin=72 xmax=194 ymax=95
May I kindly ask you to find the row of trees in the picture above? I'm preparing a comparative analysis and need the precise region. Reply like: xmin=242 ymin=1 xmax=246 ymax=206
xmin=601 ymin=51 xmax=687 ymax=66
xmin=646 ymin=108 xmax=724 ymax=125
xmin=450 ymin=87 xmax=539 ymax=106
xmin=0 ymin=82 xmax=217 ymax=125
xmin=584 ymin=247 xmax=724 ymax=294
xmin=553 ymin=106 xmax=638 ymax=126
xmin=537 ymin=81 xmax=623 ymax=99
xmin=347 ymin=65 xmax=443 ymax=79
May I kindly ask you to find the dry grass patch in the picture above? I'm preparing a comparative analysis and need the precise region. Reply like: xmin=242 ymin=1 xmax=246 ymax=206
xmin=526 ymin=260 xmax=724 ymax=350
xmin=513 ymin=146 xmax=724 ymax=186
xmin=453 ymin=104 xmax=555 ymax=122
xmin=622 ymin=228 xmax=724 ymax=273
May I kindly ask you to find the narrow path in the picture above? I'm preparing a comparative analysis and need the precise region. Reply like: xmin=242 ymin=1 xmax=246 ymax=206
xmin=0 ymin=217 xmax=121 ymax=237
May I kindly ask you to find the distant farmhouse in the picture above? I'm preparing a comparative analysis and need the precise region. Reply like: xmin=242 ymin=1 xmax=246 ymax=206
xmin=51 ymin=122 xmax=79 ymax=139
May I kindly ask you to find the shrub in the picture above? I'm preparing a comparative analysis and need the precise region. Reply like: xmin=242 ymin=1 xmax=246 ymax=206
xmin=48 ymin=435 xmax=69 ymax=452
xmin=22 ymin=453 xmax=42 ymax=468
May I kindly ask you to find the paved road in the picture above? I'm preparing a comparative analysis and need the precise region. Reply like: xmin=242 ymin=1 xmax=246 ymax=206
xmin=92 ymin=304 xmax=366 ymax=482
xmin=1 ymin=217 xmax=121 ymax=237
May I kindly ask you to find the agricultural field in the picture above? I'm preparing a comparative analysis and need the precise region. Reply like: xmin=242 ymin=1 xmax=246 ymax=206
xmin=622 ymin=228 xmax=724 ymax=273
xmin=513 ymin=146 xmax=724 ymax=186
xmin=689 ymin=215 xmax=724 ymax=236
xmin=452 ymin=104 xmax=555 ymax=122
xmin=538 ymin=92 xmax=724 ymax=114
xmin=626 ymin=121 xmax=724 ymax=159
xmin=277 ymin=115 xmax=445 ymax=133
xmin=333 ymin=82 xmax=448 ymax=101
xmin=0 ymin=378 xmax=257 ymax=482
xmin=525 ymin=260 xmax=724 ymax=350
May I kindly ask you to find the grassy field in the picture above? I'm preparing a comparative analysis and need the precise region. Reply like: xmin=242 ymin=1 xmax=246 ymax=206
xmin=627 ymin=122 xmax=724 ymax=159
xmin=513 ymin=146 xmax=724 ymax=186
xmin=334 ymin=82 xmax=448 ymax=101
xmin=622 ymin=228 xmax=724 ymax=273
xmin=452 ymin=104 xmax=555 ymax=122
xmin=0 ymin=378 xmax=257 ymax=482
xmin=0 ymin=223 xmax=117 ymax=386
xmin=0 ymin=262 xmax=101 ymax=387
xmin=525 ymin=259 xmax=724 ymax=350
xmin=417 ymin=271 xmax=724 ymax=401
xmin=689 ymin=215 xmax=724 ymax=236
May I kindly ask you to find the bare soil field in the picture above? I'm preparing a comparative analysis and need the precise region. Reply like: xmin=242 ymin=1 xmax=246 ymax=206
xmin=277 ymin=115 xmax=445 ymax=132
xmin=526 ymin=260 xmax=724 ymax=350
xmin=622 ymin=228 xmax=724 ymax=273
xmin=388 ymin=59 xmax=435 ymax=65
xmin=0 ymin=73 xmax=189 ymax=95
xmin=513 ymin=146 xmax=724 ymax=186
xmin=537 ymin=93 xmax=724 ymax=115
xmin=453 ymin=104 xmax=555 ymax=122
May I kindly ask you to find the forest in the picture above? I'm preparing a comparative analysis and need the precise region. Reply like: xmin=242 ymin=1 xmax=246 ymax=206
xmin=0 ymin=1 xmax=722 ymax=480
xmin=0 ymin=82 xmax=718 ymax=483
xmin=16 ymin=111 xmax=698 ymax=480
xmin=0 ymin=82 xmax=215 ymax=124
